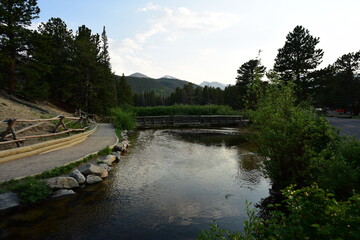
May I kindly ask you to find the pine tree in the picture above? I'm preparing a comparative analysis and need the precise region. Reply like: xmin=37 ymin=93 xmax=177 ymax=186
xmin=116 ymin=74 xmax=133 ymax=106
xmin=274 ymin=26 xmax=323 ymax=97
xmin=235 ymin=58 xmax=266 ymax=109
xmin=0 ymin=0 xmax=40 ymax=93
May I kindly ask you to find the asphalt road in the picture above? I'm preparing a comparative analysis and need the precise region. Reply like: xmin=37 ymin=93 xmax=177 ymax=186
xmin=327 ymin=117 xmax=360 ymax=139
xmin=0 ymin=123 xmax=117 ymax=182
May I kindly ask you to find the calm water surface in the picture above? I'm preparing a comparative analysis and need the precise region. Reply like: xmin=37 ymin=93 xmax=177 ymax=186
xmin=0 ymin=128 xmax=270 ymax=240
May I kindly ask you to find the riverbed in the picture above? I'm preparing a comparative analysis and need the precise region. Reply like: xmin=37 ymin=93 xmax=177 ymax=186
xmin=0 ymin=128 xmax=270 ymax=240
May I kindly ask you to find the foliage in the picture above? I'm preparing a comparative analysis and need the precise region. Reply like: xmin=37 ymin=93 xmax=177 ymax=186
xmin=132 ymin=104 xmax=240 ymax=116
xmin=248 ymin=81 xmax=337 ymax=189
xmin=198 ymin=185 xmax=360 ymax=240
xmin=274 ymin=25 xmax=323 ymax=98
xmin=8 ymin=178 xmax=51 ymax=204
xmin=0 ymin=0 xmax=40 ymax=93
xmin=260 ymin=185 xmax=360 ymax=240
xmin=111 ymin=108 xmax=136 ymax=130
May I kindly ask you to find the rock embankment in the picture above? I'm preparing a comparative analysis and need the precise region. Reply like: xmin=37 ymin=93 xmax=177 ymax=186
xmin=0 ymin=130 xmax=131 ymax=210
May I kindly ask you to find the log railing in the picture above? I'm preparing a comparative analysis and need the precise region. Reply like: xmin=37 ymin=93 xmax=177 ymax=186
xmin=0 ymin=111 xmax=96 ymax=148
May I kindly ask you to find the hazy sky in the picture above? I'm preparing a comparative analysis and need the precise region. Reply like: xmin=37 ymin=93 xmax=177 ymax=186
xmin=36 ymin=0 xmax=360 ymax=85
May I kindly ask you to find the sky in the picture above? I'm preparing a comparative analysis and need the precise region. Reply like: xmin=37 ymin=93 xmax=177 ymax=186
xmin=35 ymin=0 xmax=360 ymax=85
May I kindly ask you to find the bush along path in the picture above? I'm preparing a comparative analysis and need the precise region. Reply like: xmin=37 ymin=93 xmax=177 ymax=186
xmin=0 ymin=131 xmax=131 ymax=213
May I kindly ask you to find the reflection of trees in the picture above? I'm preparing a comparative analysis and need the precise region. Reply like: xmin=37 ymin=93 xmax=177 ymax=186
xmin=235 ymin=150 xmax=263 ymax=189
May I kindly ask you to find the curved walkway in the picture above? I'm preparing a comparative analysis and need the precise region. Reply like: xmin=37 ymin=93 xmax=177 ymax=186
xmin=0 ymin=123 xmax=117 ymax=182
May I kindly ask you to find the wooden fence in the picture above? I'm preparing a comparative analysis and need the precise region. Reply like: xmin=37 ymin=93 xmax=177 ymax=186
xmin=0 ymin=113 xmax=96 ymax=148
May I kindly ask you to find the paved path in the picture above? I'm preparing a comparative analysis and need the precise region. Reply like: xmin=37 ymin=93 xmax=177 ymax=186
xmin=0 ymin=123 xmax=117 ymax=182
xmin=327 ymin=118 xmax=360 ymax=139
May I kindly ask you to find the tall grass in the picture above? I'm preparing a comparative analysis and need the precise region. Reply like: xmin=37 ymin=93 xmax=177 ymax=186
xmin=132 ymin=105 xmax=240 ymax=116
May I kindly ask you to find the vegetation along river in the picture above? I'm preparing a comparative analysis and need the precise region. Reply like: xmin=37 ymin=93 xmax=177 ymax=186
xmin=0 ymin=128 xmax=270 ymax=240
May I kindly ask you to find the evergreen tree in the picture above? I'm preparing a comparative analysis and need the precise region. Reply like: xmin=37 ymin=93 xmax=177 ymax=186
xmin=72 ymin=25 xmax=99 ymax=111
xmin=333 ymin=51 xmax=360 ymax=115
xmin=274 ymin=25 xmax=323 ymax=97
xmin=37 ymin=17 xmax=75 ymax=102
xmin=116 ymin=74 xmax=133 ymax=106
xmin=0 ymin=0 xmax=40 ymax=93
xmin=235 ymin=59 xmax=266 ymax=109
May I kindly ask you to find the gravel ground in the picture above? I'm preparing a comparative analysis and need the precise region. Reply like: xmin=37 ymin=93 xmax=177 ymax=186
xmin=327 ymin=117 xmax=360 ymax=139
xmin=0 ymin=123 xmax=117 ymax=182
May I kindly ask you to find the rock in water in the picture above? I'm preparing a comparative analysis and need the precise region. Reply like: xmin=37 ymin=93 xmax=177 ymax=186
xmin=46 ymin=177 xmax=79 ymax=189
xmin=0 ymin=192 xmax=20 ymax=211
xmin=78 ymin=164 xmax=104 ymax=176
xmin=69 ymin=169 xmax=86 ymax=184
xmin=52 ymin=189 xmax=76 ymax=198
xmin=86 ymin=175 xmax=103 ymax=184
xmin=99 ymin=164 xmax=112 ymax=172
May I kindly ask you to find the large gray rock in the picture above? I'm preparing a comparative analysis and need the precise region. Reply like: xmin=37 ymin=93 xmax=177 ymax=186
xmin=69 ymin=169 xmax=86 ymax=184
xmin=100 ymin=155 xmax=117 ymax=166
xmin=46 ymin=177 xmax=79 ymax=189
xmin=78 ymin=164 xmax=103 ymax=176
xmin=111 ymin=151 xmax=121 ymax=161
xmin=0 ymin=192 xmax=20 ymax=211
xmin=86 ymin=175 xmax=102 ymax=184
xmin=52 ymin=189 xmax=76 ymax=198
xmin=99 ymin=164 xmax=112 ymax=172
xmin=113 ymin=140 xmax=130 ymax=152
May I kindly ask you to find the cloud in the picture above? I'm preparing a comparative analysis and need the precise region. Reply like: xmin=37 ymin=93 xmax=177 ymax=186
xmin=109 ymin=3 xmax=239 ymax=78
xmin=136 ymin=5 xmax=239 ymax=43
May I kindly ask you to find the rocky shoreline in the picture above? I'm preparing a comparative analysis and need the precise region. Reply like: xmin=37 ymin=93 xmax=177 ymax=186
xmin=0 ymin=131 xmax=131 ymax=213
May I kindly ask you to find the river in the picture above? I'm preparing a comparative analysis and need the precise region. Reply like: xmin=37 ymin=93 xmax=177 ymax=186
xmin=0 ymin=128 xmax=270 ymax=240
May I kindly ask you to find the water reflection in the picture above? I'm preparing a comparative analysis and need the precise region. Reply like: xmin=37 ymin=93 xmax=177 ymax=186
xmin=0 ymin=128 xmax=269 ymax=240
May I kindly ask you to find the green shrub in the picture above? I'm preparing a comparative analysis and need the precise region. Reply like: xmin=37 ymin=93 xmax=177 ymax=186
xmin=111 ymin=108 xmax=136 ymax=130
xmin=248 ymin=82 xmax=339 ymax=190
xmin=9 ymin=178 xmax=51 ymax=204
xmin=198 ymin=185 xmax=360 ymax=240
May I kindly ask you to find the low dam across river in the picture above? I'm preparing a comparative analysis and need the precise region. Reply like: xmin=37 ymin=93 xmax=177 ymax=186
xmin=136 ymin=115 xmax=246 ymax=128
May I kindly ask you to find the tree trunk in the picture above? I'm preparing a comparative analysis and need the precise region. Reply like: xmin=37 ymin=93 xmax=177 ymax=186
xmin=7 ymin=57 xmax=16 ymax=93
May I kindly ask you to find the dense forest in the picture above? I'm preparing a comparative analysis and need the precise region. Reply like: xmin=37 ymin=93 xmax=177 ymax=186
xmin=1 ymin=1 xmax=359 ymax=116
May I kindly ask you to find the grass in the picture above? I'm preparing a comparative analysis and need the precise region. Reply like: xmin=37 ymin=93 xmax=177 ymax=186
xmin=132 ymin=104 xmax=240 ymax=116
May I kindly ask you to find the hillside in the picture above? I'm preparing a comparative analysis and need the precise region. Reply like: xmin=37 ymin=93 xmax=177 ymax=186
xmin=123 ymin=74 xmax=196 ymax=96
xmin=0 ymin=92 xmax=71 ymax=121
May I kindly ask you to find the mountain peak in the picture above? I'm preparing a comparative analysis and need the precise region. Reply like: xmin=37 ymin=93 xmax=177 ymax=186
xmin=160 ymin=75 xmax=178 ymax=80
xmin=129 ymin=72 xmax=151 ymax=78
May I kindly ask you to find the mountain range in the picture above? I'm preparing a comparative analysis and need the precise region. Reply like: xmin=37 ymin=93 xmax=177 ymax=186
xmin=123 ymin=72 xmax=228 ymax=95
xmin=199 ymin=81 xmax=227 ymax=90
xmin=124 ymin=73 xmax=192 ymax=96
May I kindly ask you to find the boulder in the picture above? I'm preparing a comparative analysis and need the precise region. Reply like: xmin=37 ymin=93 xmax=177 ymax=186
xmin=100 ymin=155 xmax=117 ymax=166
xmin=52 ymin=189 xmax=76 ymax=198
xmin=100 ymin=169 xmax=108 ymax=178
xmin=111 ymin=151 xmax=121 ymax=161
xmin=69 ymin=169 xmax=86 ymax=184
xmin=46 ymin=177 xmax=79 ymax=189
xmin=78 ymin=164 xmax=103 ymax=176
xmin=99 ymin=164 xmax=112 ymax=172
xmin=86 ymin=175 xmax=102 ymax=184
xmin=0 ymin=192 xmax=20 ymax=211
